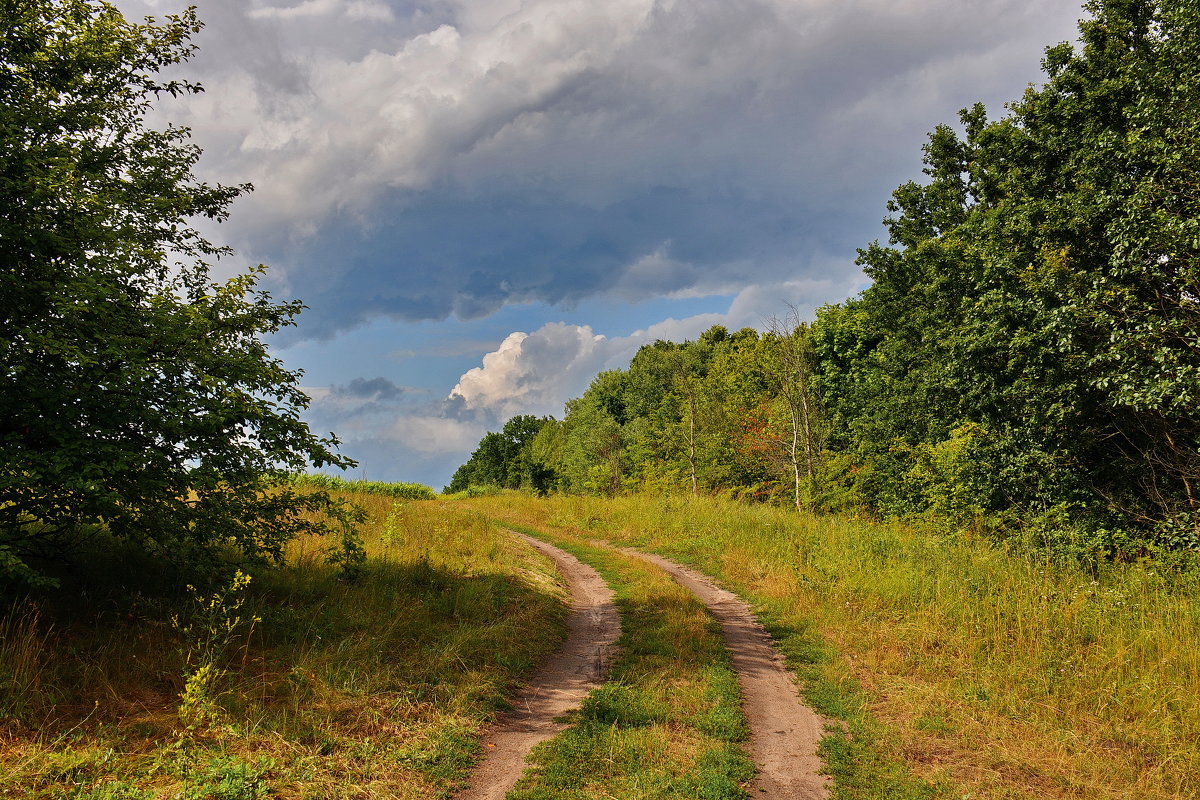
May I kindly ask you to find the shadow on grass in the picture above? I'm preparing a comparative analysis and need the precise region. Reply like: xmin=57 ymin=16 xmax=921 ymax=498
xmin=0 ymin=540 xmax=568 ymax=742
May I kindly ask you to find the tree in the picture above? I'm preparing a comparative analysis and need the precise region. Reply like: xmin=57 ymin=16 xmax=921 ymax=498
xmin=765 ymin=310 xmax=824 ymax=511
xmin=820 ymin=0 xmax=1200 ymax=547
xmin=446 ymin=415 xmax=554 ymax=493
xmin=0 ymin=1 xmax=357 ymax=586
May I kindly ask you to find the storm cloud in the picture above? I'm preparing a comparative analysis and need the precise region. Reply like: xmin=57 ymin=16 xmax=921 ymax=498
xmin=121 ymin=0 xmax=1082 ymax=338
xmin=111 ymin=0 xmax=1085 ymax=485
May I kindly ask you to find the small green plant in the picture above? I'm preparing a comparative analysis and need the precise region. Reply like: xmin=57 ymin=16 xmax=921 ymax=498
xmin=382 ymin=502 xmax=404 ymax=547
xmin=178 ymin=755 xmax=274 ymax=800
xmin=172 ymin=571 xmax=258 ymax=739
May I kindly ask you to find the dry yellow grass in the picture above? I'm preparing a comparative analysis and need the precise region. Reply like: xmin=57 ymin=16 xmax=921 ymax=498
xmin=0 ymin=494 xmax=568 ymax=799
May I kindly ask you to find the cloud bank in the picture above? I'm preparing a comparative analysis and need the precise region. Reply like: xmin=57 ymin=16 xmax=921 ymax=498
xmin=112 ymin=0 xmax=1085 ymax=485
xmin=119 ymin=0 xmax=1082 ymax=339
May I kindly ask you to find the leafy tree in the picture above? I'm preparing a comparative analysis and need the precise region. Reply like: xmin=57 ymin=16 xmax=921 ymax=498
xmin=764 ymin=312 xmax=824 ymax=510
xmin=446 ymin=415 xmax=553 ymax=492
xmin=0 ymin=1 xmax=357 ymax=586
xmin=819 ymin=0 xmax=1200 ymax=547
xmin=557 ymin=399 xmax=625 ymax=494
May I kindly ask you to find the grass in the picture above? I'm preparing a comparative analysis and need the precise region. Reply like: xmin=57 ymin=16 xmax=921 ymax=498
xmin=0 ymin=494 xmax=569 ymax=799
xmin=465 ymin=492 xmax=1200 ymax=800
xmin=496 ymin=521 xmax=754 ymax=799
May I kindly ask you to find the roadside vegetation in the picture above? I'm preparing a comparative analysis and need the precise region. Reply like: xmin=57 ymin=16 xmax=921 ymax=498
xmin=496 ymin=522 xmax=754 ymax=799
xmin=0 ymin=493 xmax=568 ymax=799
xmin=450 ymin=0 xmax=1200 ymax=566
xmin=469 ymin=492 xmax=1200 ymax=800
xmin=1 ymin=1 xmax=361 ymax=593
xmin=6 ymin=2 xmax=1200 ymax=798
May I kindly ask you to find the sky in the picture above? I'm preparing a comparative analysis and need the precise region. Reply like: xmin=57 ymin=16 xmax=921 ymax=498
xmin=115 ymin=0 xmax=1085 ymax=489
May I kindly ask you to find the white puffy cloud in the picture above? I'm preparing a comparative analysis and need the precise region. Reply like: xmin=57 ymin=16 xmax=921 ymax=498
xmin=449 ymin=323 xmax=610 ymax=419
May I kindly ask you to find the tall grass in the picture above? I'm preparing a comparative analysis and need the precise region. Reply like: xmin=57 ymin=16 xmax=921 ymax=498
xmin=0 ymin=494 xmax=567 ymax=799
xmin=0 ymin=604 xmax=51 ymax=722
xmin=469 ymin=492 xmax=1200 ymax=800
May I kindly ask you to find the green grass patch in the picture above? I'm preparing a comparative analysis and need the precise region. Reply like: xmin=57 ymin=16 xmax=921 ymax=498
xmin=498 ymin=522 xmax=754 ymax=799
xmin=470 ymin=491 xmax=1200 ymax=800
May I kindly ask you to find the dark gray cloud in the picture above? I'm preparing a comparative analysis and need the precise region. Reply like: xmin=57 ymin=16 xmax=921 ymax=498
xmin=331 ymin=376 xmax=409 ymax=400
xmin=268 ymin=182 xmax=840 ymax=339
xmin=121 ymin=0 xmax=1084 ymax=340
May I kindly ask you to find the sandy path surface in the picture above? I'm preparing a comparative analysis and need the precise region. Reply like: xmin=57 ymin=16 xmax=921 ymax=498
xmin=625 ymin=549 xmax=830 ymax=799
xmin=453 ymin=532 xmax=620 ymax=800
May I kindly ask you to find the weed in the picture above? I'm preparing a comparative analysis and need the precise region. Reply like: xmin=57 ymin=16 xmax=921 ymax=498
xmin=171 ymin=571 xmax=257 ymax=740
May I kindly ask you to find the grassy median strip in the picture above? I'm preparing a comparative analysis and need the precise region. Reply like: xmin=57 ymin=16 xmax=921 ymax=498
xmin=0 ymin=495 xmax=568 ymax=800
xmin=493 ymin=521 xmax=754 ymax=800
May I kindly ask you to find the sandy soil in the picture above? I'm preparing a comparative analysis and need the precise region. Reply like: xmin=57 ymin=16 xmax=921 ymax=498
xmin=452 ymin=532 xmax=620 ymax=800
xmin=626 ymin=549 xmax=830 ymax=799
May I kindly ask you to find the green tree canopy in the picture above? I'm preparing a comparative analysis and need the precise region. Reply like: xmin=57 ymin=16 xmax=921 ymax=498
xmin=819 ymin=0 xmax=1200 ymax=546
xmin=446 ymin=415 xmax=554 ymax=493
xmin=0 ymin=1 xmax=357 ymax=586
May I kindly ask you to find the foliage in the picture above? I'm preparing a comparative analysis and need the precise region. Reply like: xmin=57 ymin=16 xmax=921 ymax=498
xmin=812 ymin=0 xmax=1200 ymax=550
xmin=0 ymin=1 xmax=356 ymax=586
xmin=287 ymin=473 xmax=437 ymax=500
xmin=452 ymin=327 xmax=795 ymax=500
xmin=446 ymin=415 xmax=555 ymax=493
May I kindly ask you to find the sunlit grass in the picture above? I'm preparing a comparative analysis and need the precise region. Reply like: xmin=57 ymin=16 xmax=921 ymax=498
xmin=493 ymin=520 xmax=753 ymax=799
xmin=470 ymin=492 xmax=1200 ymax=800
xmin=0 ymin=493 xmax=569 ymax=799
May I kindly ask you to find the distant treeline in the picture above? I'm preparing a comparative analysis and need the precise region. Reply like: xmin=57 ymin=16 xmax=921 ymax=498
xmin=450 ymin=0 xmax=1200 ymax=560
xmin=289 ymin=473 xmax=437 ymax=500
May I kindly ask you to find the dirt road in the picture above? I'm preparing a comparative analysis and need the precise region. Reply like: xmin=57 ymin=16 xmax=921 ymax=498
xmin=456 ymin=531 xmax=826 ymax=799
xmin=626 ymin=549 xmax=830 ymax=799
xmin=452 ymin=533 xmax=620 ymax=800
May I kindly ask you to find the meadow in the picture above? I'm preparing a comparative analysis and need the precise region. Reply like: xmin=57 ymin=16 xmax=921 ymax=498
xmin=5 ymin=487 xmax=1196 ymax=799
xmin=467 ymin=493 xmax=1200 ymax=800
xmin=0 ymin=493 xmax=566 ymax=799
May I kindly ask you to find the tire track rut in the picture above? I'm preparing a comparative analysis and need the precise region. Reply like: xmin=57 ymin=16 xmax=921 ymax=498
xmin=624 ymin=549 xmax=830 ymax=799
xmin=453 ymin=532 xmax=619 ymax=800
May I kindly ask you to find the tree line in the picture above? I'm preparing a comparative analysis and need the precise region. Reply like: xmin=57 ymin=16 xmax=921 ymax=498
xmin=451 ymin=0 xmax=1200 ymax=559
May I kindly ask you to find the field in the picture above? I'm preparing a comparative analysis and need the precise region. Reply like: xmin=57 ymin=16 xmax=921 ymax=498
xmin=466 ymin=493 xmax=1200 ymax=800
xmin=0 ymin=494 xmax=567 ymax=799
xmin=4 ymin=488 xmax=1197 ymax=799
